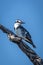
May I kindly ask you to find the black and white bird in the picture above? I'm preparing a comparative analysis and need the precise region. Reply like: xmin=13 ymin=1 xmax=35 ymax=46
xmin=14 ymin=19 xmax=36 ymax=48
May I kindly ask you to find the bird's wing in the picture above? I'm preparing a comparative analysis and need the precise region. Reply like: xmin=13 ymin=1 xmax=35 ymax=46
xmin=20 ymin=26 xmax=36 ymax=48
xmin=20 ymin=26 xmax=32 ymax=43
xmin=20 ymin=26 xmax=31 ymax=39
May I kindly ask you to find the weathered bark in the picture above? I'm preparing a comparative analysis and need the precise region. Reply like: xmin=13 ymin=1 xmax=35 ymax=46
xmin=0 ymin=24 xmax=43 ymax=65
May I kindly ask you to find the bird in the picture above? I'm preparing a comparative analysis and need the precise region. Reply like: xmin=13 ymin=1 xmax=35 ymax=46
xmin=14 ymin=19 xmax=36 ymax=48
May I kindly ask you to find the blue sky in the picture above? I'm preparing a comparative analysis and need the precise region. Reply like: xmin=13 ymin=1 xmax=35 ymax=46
xmin=0 ymin=0 xmax=43 ymax=65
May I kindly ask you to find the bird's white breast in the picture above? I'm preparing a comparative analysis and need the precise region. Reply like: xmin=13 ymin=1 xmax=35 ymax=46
xmin=14 ymin=23 xmax=20 ymax=29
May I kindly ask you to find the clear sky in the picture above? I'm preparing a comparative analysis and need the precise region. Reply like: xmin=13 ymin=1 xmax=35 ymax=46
xmin=0 ymin=0 xmax=43 ymax=65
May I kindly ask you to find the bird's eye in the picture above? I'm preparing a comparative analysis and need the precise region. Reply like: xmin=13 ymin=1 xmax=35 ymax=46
xmin=17 ymin=21 xmax=18 ymax=22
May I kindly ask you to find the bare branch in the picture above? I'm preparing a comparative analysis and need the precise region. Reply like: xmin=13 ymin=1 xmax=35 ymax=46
xmin=0 ymin=24 xmax=43 ymax=65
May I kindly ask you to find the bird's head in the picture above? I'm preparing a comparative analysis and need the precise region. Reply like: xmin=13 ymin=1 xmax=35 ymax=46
xmin=14 ymin=19 xmax=25 ymax=29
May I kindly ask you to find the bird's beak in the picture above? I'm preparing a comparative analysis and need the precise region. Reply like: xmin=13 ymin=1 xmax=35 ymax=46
xmin=21 ymin=22 xmax=25 ymax=24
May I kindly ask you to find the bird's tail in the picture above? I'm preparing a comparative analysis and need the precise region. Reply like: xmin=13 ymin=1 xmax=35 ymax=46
xmin=28 ymin=41 xmax=36 ymax=48
xmin=28 ymin=39 xmax=36 ymax=48
xmin=24 ymin=37 xmax=36 ymax=48
xmin=31 ymin=42 xmax=36 ymax=48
